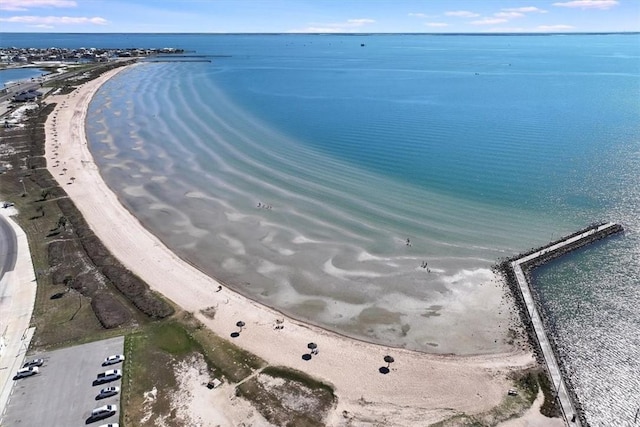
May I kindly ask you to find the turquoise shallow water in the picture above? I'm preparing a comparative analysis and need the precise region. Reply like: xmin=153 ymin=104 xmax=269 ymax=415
xmin=3 ymin=33 xmax=639 ymax=425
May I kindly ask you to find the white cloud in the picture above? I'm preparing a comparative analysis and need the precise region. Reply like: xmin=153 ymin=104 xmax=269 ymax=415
xmin=0 ymin=15 xmax=108 ymax=25
xmin=537 ymin=24 xmax=575 ymax=30
xmin=289 ymin=27 xmax=350 ymax=33
xmin=494 ymin=12 xmax=524 ymax=19
xmin=471 ymin=18 xmax=509 ymax=25
xmin=0 ymin=0 xmax=76 ymax=11
xmin=491 ymin=6 xmax=547 ymax=21
xmin=347 ymin=18 xmax=375 ymax=25
xmin=552 ymin=0 xmax=618 ymax=9
xmin=486 ymin=27 xmax=527 ymax=32
xmin=408 ymin=12 xmax=427 ymax=18
xmin=502 ymin=6 xmax=548 ymax=13
xmin=445 ymin=10 xmax=480 ymax=18
xmin=425 ymin=22 xmax=448 ymax=27
xmin=289 ymin=18 xmax=375 ymax=33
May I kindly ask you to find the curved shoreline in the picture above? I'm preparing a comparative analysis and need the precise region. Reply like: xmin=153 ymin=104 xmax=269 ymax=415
xmin=44 ymin=63 xmax=543 ymax=423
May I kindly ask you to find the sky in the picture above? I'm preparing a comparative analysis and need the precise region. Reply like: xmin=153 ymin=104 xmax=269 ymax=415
xmin=0 ymin=0 xmax=638 ymax=33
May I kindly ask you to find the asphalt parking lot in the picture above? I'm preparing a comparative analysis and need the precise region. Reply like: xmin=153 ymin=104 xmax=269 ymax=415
xmin=1 ymin=336 xmax=124 ymax=426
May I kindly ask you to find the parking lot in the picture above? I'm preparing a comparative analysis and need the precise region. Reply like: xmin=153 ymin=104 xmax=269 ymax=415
xmin=1 ymin=336 xmax=124 ymax=426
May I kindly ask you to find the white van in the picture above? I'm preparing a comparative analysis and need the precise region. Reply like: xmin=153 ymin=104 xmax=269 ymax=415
xmin=95 ymin=369 xmax=122 ymax=384
xmin=91 ymin=404 xmax=117 ymax=418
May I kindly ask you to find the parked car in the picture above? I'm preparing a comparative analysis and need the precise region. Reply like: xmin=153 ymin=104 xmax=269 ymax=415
xmin=98 ymin=423 xmax=119 ymax=427
xmin=14 ymin=366 xmax=39 ymax=379
xmin=94 ymin=369 xmax=122 ymax=384
xmin=91 ymin=404 xmax=117 ymax=419
xmin=98 ymin=386 xmax=120 ymax=398
xmin=102 ymin=354 xmax=125 ymax=366
xmin=23 ymin=358 xmax=44 ymax=368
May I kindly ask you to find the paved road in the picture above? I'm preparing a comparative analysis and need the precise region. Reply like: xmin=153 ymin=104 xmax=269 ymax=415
xmin=0 ymin=214 xmax=18 ymax=298
xmin=0 ymin=209 xmax=36 ymax=421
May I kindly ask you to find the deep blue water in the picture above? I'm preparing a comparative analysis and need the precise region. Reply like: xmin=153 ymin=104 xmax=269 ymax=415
xmin=2 ymin=33 xmax=639 ymax=426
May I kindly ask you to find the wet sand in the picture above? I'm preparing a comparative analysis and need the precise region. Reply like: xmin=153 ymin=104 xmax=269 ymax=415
xmin=43 ymin=64 xmax=548 ymax=425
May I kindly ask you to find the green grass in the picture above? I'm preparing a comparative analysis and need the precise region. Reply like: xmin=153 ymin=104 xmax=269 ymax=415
xmin=189 ymin=315 xmax=265 ymax=383
xmin=121 ymin=323 xmax=184 ymax=426
xmin=151 ymin=321 xmax=194 ymax=356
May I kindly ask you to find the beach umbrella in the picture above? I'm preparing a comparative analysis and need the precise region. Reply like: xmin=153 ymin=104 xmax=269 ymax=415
xmin=384 ymin=355 xmax=394 ymax=368
xmin=307 ymin=342 xmax=318 ymax=355
xmin=236 ymin=320 xmax=245 ymax=331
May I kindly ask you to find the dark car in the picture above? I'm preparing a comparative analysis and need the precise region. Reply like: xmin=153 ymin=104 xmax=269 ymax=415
xmin=23 ymin=358 xmax=44 ymax=368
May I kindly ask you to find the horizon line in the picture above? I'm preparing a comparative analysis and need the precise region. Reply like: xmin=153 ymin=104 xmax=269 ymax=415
xmin=0 ymin=31 xmax=638 ymax=36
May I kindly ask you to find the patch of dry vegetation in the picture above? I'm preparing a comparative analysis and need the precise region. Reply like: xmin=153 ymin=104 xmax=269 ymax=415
xmin=431 ymin=368 xmax=557 ymax=427
xmin=0 ymin=73 xmax=172 ymax=349
xmin=237 ymin=366 xmax=336 ymax=427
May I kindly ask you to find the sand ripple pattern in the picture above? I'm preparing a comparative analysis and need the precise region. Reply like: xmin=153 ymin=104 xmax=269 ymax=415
xmin=83 ymin=34 xmax=639 ymax=424
xmin=87 ymin=63 xmax=547 ymax=354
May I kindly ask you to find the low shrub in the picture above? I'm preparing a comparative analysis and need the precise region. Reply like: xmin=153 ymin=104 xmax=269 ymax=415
xmin=92 ymin=292 xmax=132 ymax=328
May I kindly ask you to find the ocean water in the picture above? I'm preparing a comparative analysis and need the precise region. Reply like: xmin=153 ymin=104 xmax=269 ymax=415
xmin=3 ymin=33 xmax=639 ymax=425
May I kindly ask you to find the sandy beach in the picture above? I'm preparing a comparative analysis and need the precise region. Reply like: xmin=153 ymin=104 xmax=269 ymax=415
xmin=43 ymin=64 xmax=561 ymax=426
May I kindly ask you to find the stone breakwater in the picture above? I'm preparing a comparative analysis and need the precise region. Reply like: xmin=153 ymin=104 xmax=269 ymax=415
xmin=495 ymin=222 xmax=624 ymax=426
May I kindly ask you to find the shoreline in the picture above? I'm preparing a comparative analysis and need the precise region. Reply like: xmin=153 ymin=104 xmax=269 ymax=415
xmin=43 ymin=63 xmax=549 ymax=424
